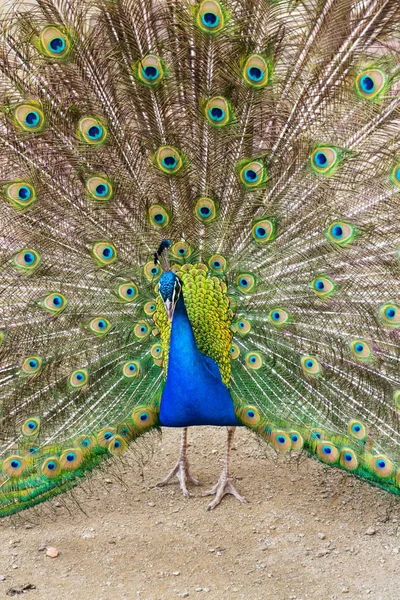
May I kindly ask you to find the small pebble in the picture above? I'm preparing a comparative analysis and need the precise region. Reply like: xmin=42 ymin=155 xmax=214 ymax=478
xmin=172 ymin=571 xmax=181 ymax=576
xmin=46 ymin=547 xmax=59 ymax=558
xmin=317 ymin=532 xmax=326 ymax=540
xmin=365 ymin=527 xmax=376 ymax=536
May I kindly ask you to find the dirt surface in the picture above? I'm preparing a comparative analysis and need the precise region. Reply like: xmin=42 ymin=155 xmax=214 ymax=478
xmin=0 ymin=427 xmax=399 ymax=600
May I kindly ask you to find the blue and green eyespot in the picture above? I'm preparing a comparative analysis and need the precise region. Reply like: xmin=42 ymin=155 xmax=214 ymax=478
xmin=268 ymin=307 xmax=291 ymax=327
xmin=77 ymin=116 xmax=108 ymax=145
xmin=348 ymin=419 xmax=367 ymax=441
xmin=116 ymin=282 xmax=138 ymax=303
xmin=205 ymin=96 xmax=232 ymax=127
xmin=148 ymin=204 xmax=171 ymax=229
xmin=21 ymin=417 xmax=41 ymax=437
xmin=13 ymin=248 xmax=41 ymax=272
xmin=85 ymin=175 xmax=114 ymax=201
xmin=301 ymin=355 xmax=323 ymax=377
xmin=245 ymin=352 xmax=263 ymax=370
xmin=237 ymin=159 xmax=268 ymax=189
xmin=310 ymin=145 xmax=341 ymax=176
xmin=135 ymin=55 xmax=166 ymax=86
xmin=40 ymin=292 xmax=68 ymax=314
xmin=316 ymin=441 xmax=339 ymax=464
xmin=144 ymin=261 xmax=162 ymax=281
xmin=154 ymin=146 xmax=184 ymax=175
xmin=87 ymin=317 xmax=112 ymax=337
xmin=325 ymin=221 xmax=357 ymax=247
xmin=194 ymin=197 xmax=218 ymax=223
xmin=355 ymin=68 xmax=387 ymax=101
xmin=21 ymin=356 xmax=42 ymax=376
xmin=3 ymin=181 xmax=37 ymax=210
xmin=390 ymin=163 xmax=400 ymax=187
xmin=242 ymin=54 xmax=270 ymax=89
xmin=350 ymin=340 xmax=373 ymax=362
xmin=379 ymin=303 xmax=399 ymax=327
xmin=133 ymin=321 xmax=151 ymax=340
xmin=38 ymin=26 xmax=71 ymax=59
xmin=208 ymin=254 xmax=227 ymax=273
xmin=171 ymin=241 xmax=192 ymax=259
xmin=91 ymin=241 xmax=118 ymax=266
xmin=60 ymin=448 xmax=84 ymax=470
xmin=236 ymin=273 xmax=256 ymax=293
xmin=123 ymin=361 xmax=140 ymax=378
xmin=12 ymin=103 xmax=45 ymax=133
xmin=195 ymin=0 xmax=226 ymax=33
xmin=3 ymin=455 xmax=27 ymax=476
xmin=309 ymin=275 xmax=337 ymax=299
xmin=69 ymin=368 xmax=89 ymax=388
xmin=251 ymin=218 xmax=276 ymax=243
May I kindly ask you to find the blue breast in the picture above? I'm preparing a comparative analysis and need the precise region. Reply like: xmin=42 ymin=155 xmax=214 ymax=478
xmin=159 ymin=295 xmax=240 ymax=427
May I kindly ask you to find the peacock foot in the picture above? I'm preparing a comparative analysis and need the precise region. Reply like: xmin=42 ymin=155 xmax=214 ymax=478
xmin=156 ymin=458 xmax=201 ymax=498
xmin=202 ymin=475 xmax=247 ymax=511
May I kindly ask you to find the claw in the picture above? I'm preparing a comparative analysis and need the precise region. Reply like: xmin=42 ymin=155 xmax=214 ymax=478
xmin=203 ymin=476 xmax=247 ymax=510
xmin=156 ymin=428 xmax=200 ymax=497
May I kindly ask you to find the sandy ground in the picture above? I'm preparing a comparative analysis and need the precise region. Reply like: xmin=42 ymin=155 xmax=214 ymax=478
xmin=0 ymin=426 xmax=399 ymax=600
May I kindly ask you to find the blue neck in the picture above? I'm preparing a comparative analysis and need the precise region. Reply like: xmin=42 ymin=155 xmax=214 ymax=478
xmin=159 ymin=295 xmax=240 ymax=427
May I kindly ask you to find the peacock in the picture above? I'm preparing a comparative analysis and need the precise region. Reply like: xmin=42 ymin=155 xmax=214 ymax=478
xmin=0 ymin=0 xmax=399 ymax=518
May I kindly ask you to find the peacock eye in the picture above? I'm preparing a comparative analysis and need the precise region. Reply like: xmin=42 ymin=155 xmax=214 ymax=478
xmin=91 ymin=241 xmax=118 ymax=266
xmin=236 ymin=273 xmax=256 ymax=293
xmin=41 ymin=292 xmax=68 ymax=314
xmin=137 ymin=54 xmax=165 ymax=85
xmin=21 ymin=356 xmax=42 ymax=376
xmin=171 ymin=241 xmax=192 ymax=259
xmin=194 ymin=197 xmax=218 ymax=223
xmin=208 ymin=254 xmax=227 ymax=272
xmin=60 ymin=448 xmax=84 ymax=470
xmin=3 ymin=455 xmax=27 ymax=476
xmin=13 ymin=103 xmax=45 ymax=133
xmin=310 ymin=146 xmax=340 ymax=175
xmin=355 ymin=68 xmax=387 ymax=100
xmin=268 ymin=307 xmax=291 ymax=327
xmin=229 ymin=343 xmax=240 ymax=359
xmin=116 ymin=282 xmax=138 ymax=303
xmin=205 ymin=96 xmax=231 ymax=126
xmin=235 ymin=318 xmax=251 ymax=335
xmin=245 ymin=351 xmax=263 ymax=369
xmin=123 ymin=361 xmax=140 ymax=378
xmin=348 ymin=419 xmax=367 ymax=440
xmin=108 ymin=435 xmax=128 ymax=455
xmin=148 ymin=204 xmax=171 ymax=228
xmin=238 ymin=160 xmax=267 ymax=189
xmin=88 ymin=317 xmax=111 ymax=336
xmin=239 ymin=405 xmax=261 ymax=426
xmin=85 ymin=175 xmax=113 ymax=201
xmin=144 ymin=261 xmax=162 ymax=281
xmin=390 ymin=163 xmax=400 ymax=187
xmin=379 ymin=303 xmax=400 ymax=327
xmin=325 ymin=221 xmax=357 ymax=247
xmin=69 ymin=369 xmax=88 ymax=388
xmin=144 ymin=301 xmax=157 ymax=315
xmin=350 ymin=339 xmax=373 ymax=361
xmin=309 ymin=275 xmax=337 ymax=299
xmin=21 ymin=417 xmax=41 ymax=436
xmin=369 ymin=455 xmax=394 ymax=479
xmin=41 ymin=457 xmax=61 ymax=478
xmin=251 ymin=218 xmax=276 ymax=243
xmin=242 ymin=55 xmax=270 ymax=89
xmin=39 ymin=26 xmax=71 ymax=59
xmin=133 ymin=321 xmax=150 ymax=340
xmin=301 ymin=355 xmax=323 ymax=376
xmin=155 ymin=146 xmax=183 ymax=175
xmin=3 ymin=182 xmax=37 ymax=210
xmin=13 ymin=248 xmax=41 ymax=272
xmin=97 ymin=428 xmax=116 ymax=447
xmin=289 ymin=431 xmax=304 ymax=451
xmin=77 ymin=117 xmax=107 ymax=145
xmin=196 ymin=0 xmax=225 ymax=33
xmin=340 ymin=448 xmax=359 ymax=470
xmin=316 ymin=441 xmax=339 ymax=464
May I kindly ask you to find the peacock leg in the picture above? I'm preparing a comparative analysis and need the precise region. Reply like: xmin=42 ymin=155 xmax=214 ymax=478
xmin=156 ymin=427 xmax=201 ymax=497
xmin=202 ymin=426 xmax=247 ymax=511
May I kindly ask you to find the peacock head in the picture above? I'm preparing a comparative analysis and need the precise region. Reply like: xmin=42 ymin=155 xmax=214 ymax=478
xmin=158 ymin=270 xmax=182 ymax=322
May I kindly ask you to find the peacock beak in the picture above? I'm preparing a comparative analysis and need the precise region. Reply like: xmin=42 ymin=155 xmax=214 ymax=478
xmin=164 ymin=298 xmax=175 ymax=322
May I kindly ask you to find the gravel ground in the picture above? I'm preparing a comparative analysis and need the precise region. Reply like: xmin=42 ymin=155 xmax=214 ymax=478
xmin=0 ymin=427 xmax=399 ymax=600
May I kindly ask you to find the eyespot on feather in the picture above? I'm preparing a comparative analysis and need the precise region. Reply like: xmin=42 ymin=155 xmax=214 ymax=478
xmin=60 ymin=448 xmax=83 ymax=470
xmin=309 ymin=275 xmax=337 ymax=299
xmin=85 ymin=175 xmax=114 ymax=201
xmin=13 ymin=249 xmax=41 ymax=272
xmin=69 ymin=369 xmax=88 ymax=388
xmin=236 ymin=273 xmax=256 ymax=293
xmin=21 ymin=417 xmax=41 ymax=437
xmin=205 ymin=96 xmax=232 ymax=126
xmin=3 ymin=181 xmax=37 ymax=210
xmin=38 ymin=26 xmax=71 ymax=59
xmin=90 ymin=241 xmax=117 ymax=267
xmin=148 ymin=204 xmax=171 ymax=228
xmin=123 ymin=361 xmax=140 ymax=378
xmin=87 ymin=317 xmax=111 ymax=336
xmin=251 ymin=218 xmax=276 ymax=243
xmin=144 ymin=261 xmax=162 ymax=281
xmin=229 ymin=343 xmax=240 ymax=359
xmin=237 ymin=159 xmax=268 ymax=189
xmin=77 ymin=117 xmax=107 ymax=145
xmin=3 ymin=455 xmax=27 ymax=477
xmin=270 ymin=430 xmax=292 ymax=452
xmin=73 ymin=435 xmax=96 ymax=450
xmin=194 ymin=197 xmax=218 ymax=223
xmin=348 ymin=419 xmax=367 ymax=441
xmin=12 ymin=103 xmax=45 ymax=133
xmin=268 ymin=307 xmax=291 ymax=327
xmin=117 ymin=282 xmax=138 ymax=303
xmin=325 ymin=221 xmax=357 ymax=247
xmin=154 ymin=146 xmax=183 ymax=174
xmin=340 ymin=448 xmax=359 ymax=470
xmin=316 ymin=441 xmax=339 ymax=464
xmin=378 ymin=303 xmax=400 ymax=327
xmin=108 ymin=435 xmax=128 ymax=455
xmin=239 ymin=405 xmax=261 ymax=427
xmin=41 ymin=457 xmax=61 ymax=478
xmin=136 ymin=54 xmax=165 ymax=86
xmin=355 ymin=68 xmax=387 ymax=101
xmin=195 ymin=0 xmax=226 ymax=33
xmin=349 ymin=340 xmax=373 ymax=362
xmin=245 ymin=352 xmax=263 ymax=370
xmin=171 ymin=241 xmax=192 ymax=259
xmin=21 ymin=356 xmax=42 ymax=376
xmin=288 ymin=431 xmax=304 ymax=451
xmin=390 ymin=163 xmax=400 ymax=187
xmin=133 ymin=321 xmax=151 ymax=340
xmin=97 ymin=428 xmax=116 ymax=447
xmin=132 ymin=406 xmax=157 ymax=429
xmin=369 ymin=455 xmax=394 ymax=479
xmin=242 ymin=54 xmax=270 ymax=89
xmin=40 ymin=292 xmax=67 ymax=314
xmin=301 ymin=355 xmax=323 ymax=377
